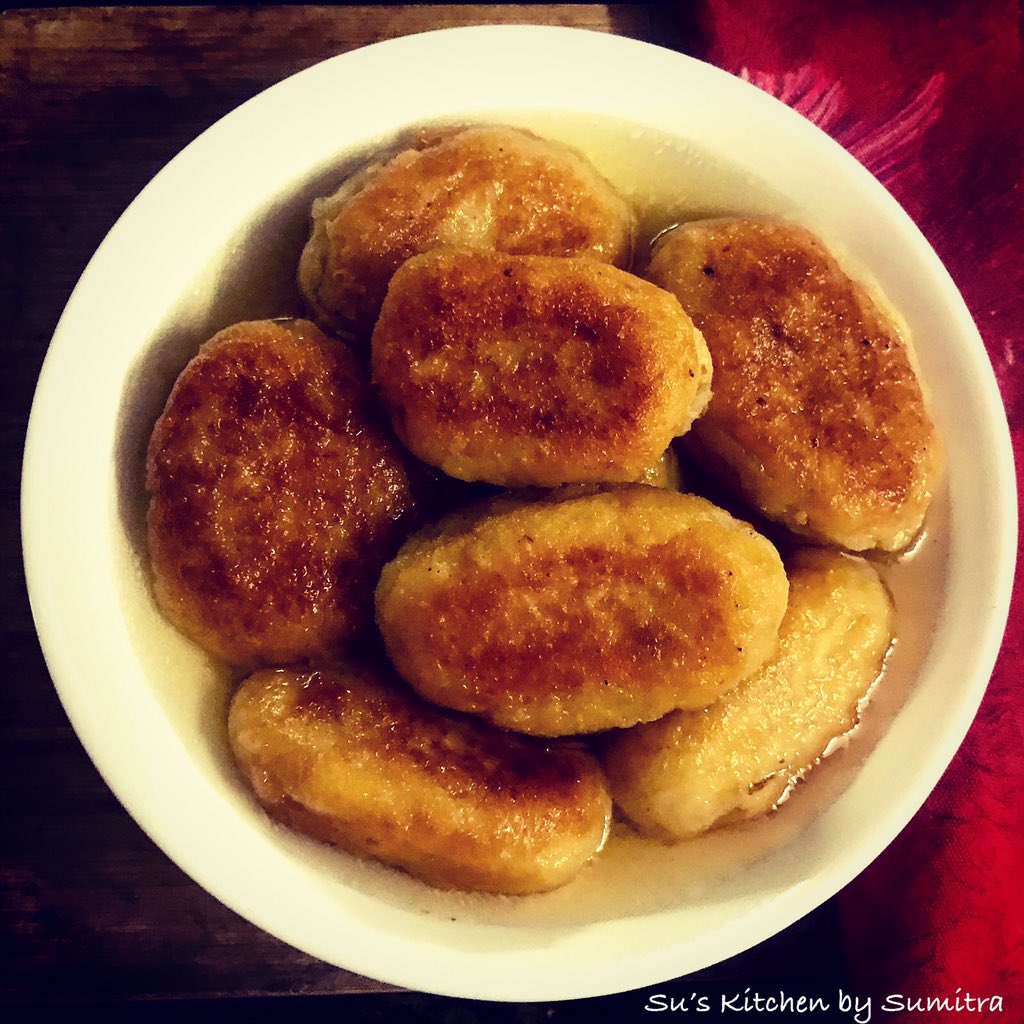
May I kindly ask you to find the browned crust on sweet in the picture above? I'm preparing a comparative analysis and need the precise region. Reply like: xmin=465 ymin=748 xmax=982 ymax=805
xmin=371 ymin=251 xmax=710 ymax=486
xmin=289 ymin=669 xmax=593 ymax=800
xmin=375 ymin=487 xmax=788 ymax=736
xmin=298 ymin=125 xmax=635 ymax=340
xmin=646 ymin=218 xmax=941 ymax=551
xmin=228 ymin=665 xmax=612 ymax=893
xmin=146 ymin=320 xmax=418 ymax=666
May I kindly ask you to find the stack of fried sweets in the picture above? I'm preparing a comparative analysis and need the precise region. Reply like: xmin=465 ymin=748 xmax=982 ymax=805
xmin=146 ymin=126 xmax=941 ymax=895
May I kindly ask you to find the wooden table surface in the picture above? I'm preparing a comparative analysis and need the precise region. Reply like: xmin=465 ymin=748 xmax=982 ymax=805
xmin=0 ymin=4 xmax=921 ymax=1013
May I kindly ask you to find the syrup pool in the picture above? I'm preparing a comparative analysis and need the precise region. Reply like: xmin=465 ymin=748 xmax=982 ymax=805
xmin=115 ymin=110 xmax=949 ymax=930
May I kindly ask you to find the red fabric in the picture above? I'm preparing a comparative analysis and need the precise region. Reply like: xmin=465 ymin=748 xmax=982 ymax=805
xmin=693 ymin=1 xmax=1024 ymax=1017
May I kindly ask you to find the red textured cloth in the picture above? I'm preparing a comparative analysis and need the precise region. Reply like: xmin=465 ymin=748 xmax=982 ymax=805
xmin=691 ymin=1 xmax=1023 ymax=1017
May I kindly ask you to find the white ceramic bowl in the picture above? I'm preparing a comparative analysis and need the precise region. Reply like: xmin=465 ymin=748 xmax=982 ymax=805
xmin=22 ymin=26 xmax=1017 ymax=1001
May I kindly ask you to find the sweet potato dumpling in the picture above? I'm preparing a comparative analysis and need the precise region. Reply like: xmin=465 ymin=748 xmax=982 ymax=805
xmin=376 ymin=487 xmax=788 ymax=737
xmin=601 ymin=549 xmax=894 ymax=840
xmin=371 ymin=251 xmax=712 ymax=487
xmin=645 ymin=218 xmax=941 ymax=552
xmin=146 ymin=319 xmax=417 ymax=667
xmin=228 ymin=665 xmax=612 ymax=894
xmin=298 ymin=124 xmax=635 ymax=341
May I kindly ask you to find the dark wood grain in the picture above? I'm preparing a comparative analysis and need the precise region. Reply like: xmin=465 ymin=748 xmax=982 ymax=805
xmin=0 ymin=4 xmax=847 ymax=1009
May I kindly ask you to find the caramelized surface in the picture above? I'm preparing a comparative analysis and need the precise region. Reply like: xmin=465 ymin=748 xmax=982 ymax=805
xmin=298 ymin=125 xmax=635 ymax=341
xmin=146 ymin=319 xmax=417 ymax=666
xmin=371 ymin=251 xmax=711 ymax=487
xmin=376 ymin=487 xmax=788 ymax=736
xmin=602 ymin=549 xmax=894 ymax=840
xmin=646 ymin=218 xmax=941 ymax=551
xmin=228 ymin=665 xmax=612 ymax=894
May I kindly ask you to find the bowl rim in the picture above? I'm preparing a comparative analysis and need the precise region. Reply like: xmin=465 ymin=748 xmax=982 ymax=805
xmin=20 ymin=24 xmax=1019 ymax=1001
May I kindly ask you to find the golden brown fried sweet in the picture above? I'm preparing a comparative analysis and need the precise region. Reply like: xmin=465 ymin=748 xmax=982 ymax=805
xmin=298 ymin=125 xmax=635 ymax=341
xmin=376 ymin=487 xmax=788 ymax=737
xmin=645 ymin=218 xmax=941 ymax=552
xmin=146 ymin=319 xmax=417 ymax=667
xmin=601 ymin=549 xmax=894 ymax=840
xmin=228 ymin=665 xmax=612 ymax=894
xmin=371 ymin=251 xmax=712 ymax=487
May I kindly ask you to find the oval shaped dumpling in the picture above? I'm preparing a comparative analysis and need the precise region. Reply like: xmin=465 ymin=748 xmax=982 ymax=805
xmin=228 ymin=665 xmax=612 ymax=894
xmin=298 ymin=125 xmax=635 ymax=341
xmin=601 ymin=549 xmax=894 ymax=841
xmin=645 ymin=218 xmax=941 ymax=552
xmin=146 ymin=319 xmax=417 ymax=667
xmin=376 ymin=487 xmax=788 ymax=737
xmin=371 ymin=251 xmax=712 ymax=487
